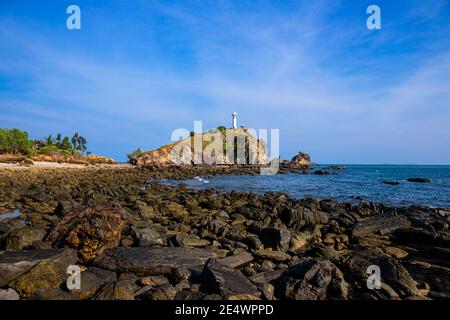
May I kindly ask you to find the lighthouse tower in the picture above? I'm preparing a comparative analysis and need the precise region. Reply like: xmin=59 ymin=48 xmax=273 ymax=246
xmin=232 ymin=112 xmax=237 ymax=129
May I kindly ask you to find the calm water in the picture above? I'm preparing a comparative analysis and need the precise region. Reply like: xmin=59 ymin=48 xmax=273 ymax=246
xmin=162 ymin=165 xmax=450 ymax=207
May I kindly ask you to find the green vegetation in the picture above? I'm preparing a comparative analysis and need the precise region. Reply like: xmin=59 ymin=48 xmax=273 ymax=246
xmin=0 ymin=128 xmax=34 ymax=155
xmin=0 ymin=128 xmax=89 ymax=156
xmin=127 ymin=148 xmax=143 ymax=164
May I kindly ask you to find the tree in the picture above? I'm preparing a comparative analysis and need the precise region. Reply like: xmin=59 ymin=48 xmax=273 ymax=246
xmin=71 ymin=132 xmax=87 ymax=153
xmin=0 ymin=128 xmax=34 ymax=155
xmin=43 ymin=134 xmax=55 ymax=147
xmin=127 ymin=148 xmax=143 ymax=164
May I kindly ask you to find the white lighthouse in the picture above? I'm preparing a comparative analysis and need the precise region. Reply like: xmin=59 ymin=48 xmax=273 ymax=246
xmin=232 ymin=112 xmax=237 ymax=129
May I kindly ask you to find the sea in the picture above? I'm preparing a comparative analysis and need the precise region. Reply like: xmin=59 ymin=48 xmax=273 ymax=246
xmin=161 ymin=165 xmax=450 ymax=208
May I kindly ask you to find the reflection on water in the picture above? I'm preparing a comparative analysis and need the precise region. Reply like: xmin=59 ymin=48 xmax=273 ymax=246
xmin=0 ymin=209 xmax=21 ymax=220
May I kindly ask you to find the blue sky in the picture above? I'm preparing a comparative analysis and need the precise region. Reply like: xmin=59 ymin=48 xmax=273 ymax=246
xmin=1 ymin=0 xmax=449 ymax=163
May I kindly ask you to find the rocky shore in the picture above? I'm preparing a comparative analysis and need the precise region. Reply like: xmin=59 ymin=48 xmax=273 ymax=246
xmin=0 ymin=166 xmax=449 ymax=300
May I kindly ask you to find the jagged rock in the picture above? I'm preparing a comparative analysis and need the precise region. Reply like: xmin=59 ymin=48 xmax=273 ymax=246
xmin=279 ymin=257 xmax=348 ymax=300
xmin=290 ymin=152 xmax=314 ymax=167
xmin=352 ymin=214 xmax=411 ymax=238
xmin=113 ymin=279 xmax=139 ymax=300
xmin=46 ymin=204 xmax=125 ymax=262
xmin=254 ymin=250 xmax=291 ymax=262
xmin=0 ymin=249 xmax=77 ymax=288
xmin=5 ymin=226 xmax=47 ymax=251
xmin=9 ymin=249 xmax=78 ymax=298
xmin=249 ymin=270 xmax=283 ymax=286
xmin=341 ymin=247 xmax=419 ymax=297
xmin=258 ymin=226 xmax=291 ymax=252
xmin=0 ymin=288 xmax=20 ymax=300
xmin=281 ymin=205 xmax=329 ymax=230
xmin=220 ymin=251 xmax=253 ymax=268
xmin=95 ymin=247 xmax=216 ymax=274
xmin=142 ymin=284 xmax=178 ymax=300
xmin=201 ymin=259 xmax=260 ymax=298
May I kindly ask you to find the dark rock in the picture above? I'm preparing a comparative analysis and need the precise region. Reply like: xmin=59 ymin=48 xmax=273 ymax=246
xmin=201 ymin=259 xmax=260 ymax=298
xmin=254 ymin=250 xmax=291 ymax=262
xmin=352 ymin=214 xmax=411 ymax=238
xmin=314 ymin=170 xmax=330 ymax=175
xmin=281 ymin=205 xmax=329 ymax=230
xmin=383 ymin=181 xmax=400 ymax=185
xmin=31 ymin=288 xmax=76 ymax=300
xmin=95 ymin=247 xmax=216 ymax=274
xmin=142 ymin=283 xmax=177 ymax=300
xmin=407 ymin=178 xmax=431 ymax=183
xmin=0 ymin=288 xmax=20 ymax=300
xmin=130 ymin=225 xmax=165 ymax=247
xmin=173 ymin=234 xmax=210 ymax=247
xmin=220 ymin=251 xmax=253 ymax=268
xmin=259 ymin=226 xmax=291 ymax=252
xmin=69 ymin=267 xmax=117 ymax=300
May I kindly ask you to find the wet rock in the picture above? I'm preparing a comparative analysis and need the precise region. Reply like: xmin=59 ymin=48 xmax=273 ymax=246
xmin=46 ymin=204 xmax=124 ymax=262
xmin=258 ymin=226 xmax=291 ymax=252
xmin=95 ymin=247 xmax=216 ymax=274
xmin=352 ymin=214 xmax=411 ymax=238
xmin=314 ymin=170 xmax=330 ymax=175
xmin=0 ymin=288 xmax=20 ymax=300
xmin=0 ymin=248 xmax=77 ymax=288
xmin=254 ymin=250 xmax=291 ymax=262
xmin=407 ymin=178 xmax=431 ymax=183
xmin=10 ymin=249 xmax=78 ymax=298
xmin=220 ymin=251 xmax=253 ymax=268
xmin=383 ymin=181 xmax=400 ymax=185
xmin=201 ymin=259 xmax=260 ymax=298
xmin=5 ymin=227 xmax=47 ymax=251
xmin=31 ymin=288 xmax=76 ymax=300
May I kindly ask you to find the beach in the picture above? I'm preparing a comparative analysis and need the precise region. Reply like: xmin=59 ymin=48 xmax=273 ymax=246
xmin=1 ymin=165 xmax=449 ymax=300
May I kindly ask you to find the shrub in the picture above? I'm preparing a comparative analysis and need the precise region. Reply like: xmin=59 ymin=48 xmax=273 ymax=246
xmin=127 ymin=148 xmax=143 ymax=164
xmin=0 ymin=128 xmax=34 ymax=155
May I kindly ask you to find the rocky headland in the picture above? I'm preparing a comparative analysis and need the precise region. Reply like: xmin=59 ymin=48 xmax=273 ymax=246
xmin=0 ymin=166 xmax=449 ymax=300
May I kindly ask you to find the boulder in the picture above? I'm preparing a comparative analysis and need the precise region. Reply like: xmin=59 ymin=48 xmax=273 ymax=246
xmin=95 ymin=247 xmax=216 ymax=274
xmin=0 ymin=288 xmax=20 ymax=300
xmin=220 ymin=251 xmax=254 ymax=268
xmin=258 ymin=226 xmax=291 ymax=252
xmin=31 ymin=288 xmax=76 ymax=300
xmin=407 ymin=178 xmax=431 ymax=183
xmin=253 ymin=250 xmax=291 ymax=262
xmin=5 ymin=227 xmax=47 ymax=251
xmin=281 ymin=205 xmax=329 ymax=230
xmin=290 ymin=152 xmax=314 ymax=167
xmin=201 ymin=259 xmax=260 ymax=298
xmin=0 ymin=249 xmax=77 ymax=288
xmin=352 ymin=214 xmax=411 ymax=238
xmin=69 ymin=267 xmax=117 ymax=300
xmin=46 ymin=204 xmax=125 ymax=262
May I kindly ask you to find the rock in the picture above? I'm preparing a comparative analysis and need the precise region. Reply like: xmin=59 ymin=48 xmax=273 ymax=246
xmin=5 ymin=227 xmax=47 ymax=251
xmin=172 ymin=266 xmax=191 ymax=283
xmin=139 ymin=275 xmax=170 ymax=287
xmin=142 ymin=283 xmax=177 ymax=300
xmin=407 ymin=178 xmax=431 ymax=183
xmin=0 ymin=288 xmax=20 ymax=300
xmin=201 ymin=259 xmax=260 ymax=298
xmin=258 ymin=226 xmax=291 ymax=252
xmin=289 ymin=232 xmax=312 ymax=252
xmin=249 ymin=270 xmax=284 ymax=286
xmin=314 ymin=170 xmax=330 ymax=175
xmin=280 ymin=257 xmax=348 ymax=300
xmin=352 ymin=214 xmax=411 ymax=238
xmin=0 ymin=248 xmax=77 ymax=288
xmin=342 ymin=247 xmax=419 ymax=297
xmin=220 ymin=251 xmax=253 ymax=268
xmin=290 ymin=152 xmax=314 ymax=167
xmin=31 ymin=288 xmax=76 ymax=300
xmin=383 ymin=181 xmax=400 ymax=185
xmin=95 ymin=247 xmax=216 ymax=274
xmin=10 ymin=249 xmax=78 ymax=298
xmin=113 ymin=279 xmax=139 ymax=300
xmin=173 ymin=234 xmax=211 ymax=247
xmin=254 ymin=250 xmax=291 ymax=262
xmin=383 ymin=247 xmax=408 ymax=259
xmin=227 ymin=294 xmax=261 ymax=300
xmin=69 ymin=267 xmax=117 ymax=300
xmin=46 ymin=204 xmax=124 ymax=262
xmin=131 ymin=225 xmax=165 ymax=247
xmin=281 ymin=205 xmax=329 ymax=230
